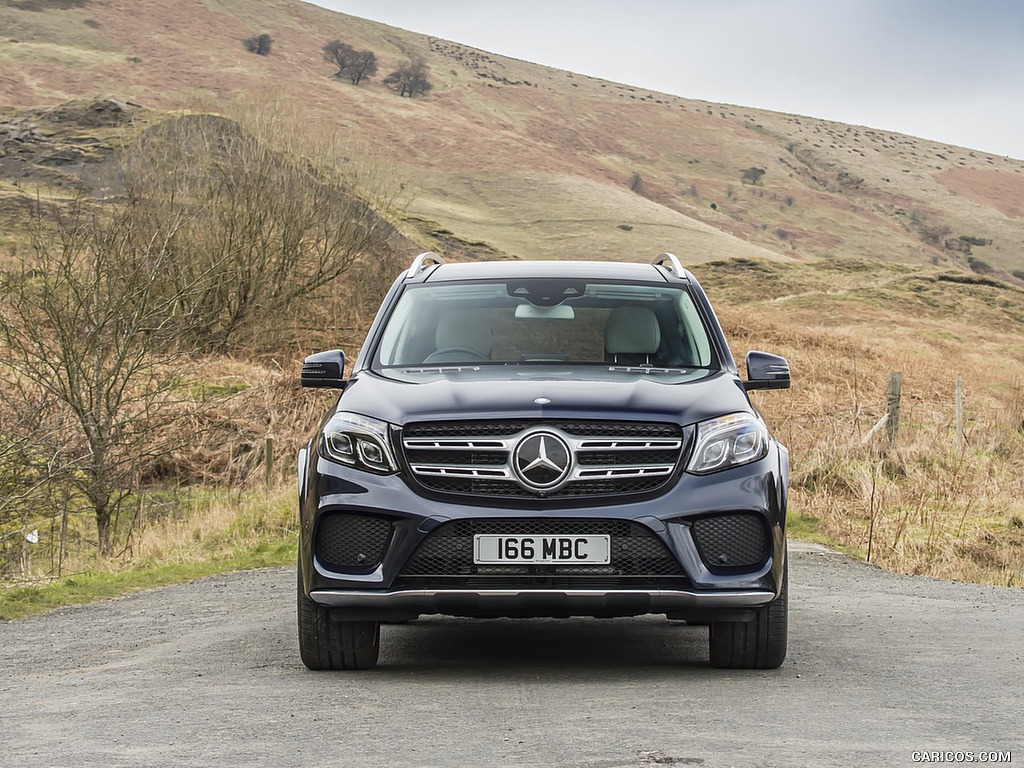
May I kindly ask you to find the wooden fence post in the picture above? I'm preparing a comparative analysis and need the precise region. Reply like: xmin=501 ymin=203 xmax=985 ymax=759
xmin=886 ymin=371 xmax=902 ymax=447
xmin=955 ymin=377 xmax=964 ymax=450
xmin=264 ymin=436 xmax=274 ymax=489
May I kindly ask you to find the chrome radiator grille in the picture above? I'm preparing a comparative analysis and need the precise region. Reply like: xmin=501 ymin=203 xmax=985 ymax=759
xmin=402 ymin=420 xmax=688 ymax=500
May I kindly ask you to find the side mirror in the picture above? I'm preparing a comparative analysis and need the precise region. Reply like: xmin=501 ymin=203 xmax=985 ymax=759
xmin=744 ymin=351 xmax=790 ymax=391
xmin=301 ymin=350 xmax=346 ymax=389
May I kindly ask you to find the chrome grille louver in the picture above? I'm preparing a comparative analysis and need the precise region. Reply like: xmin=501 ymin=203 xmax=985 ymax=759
xmin=402 ymin=420 xmax=689 ymax=500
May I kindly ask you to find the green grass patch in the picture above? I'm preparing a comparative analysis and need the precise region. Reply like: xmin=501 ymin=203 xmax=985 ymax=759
xmin=173 ymin=377 xmax=251 ymax=399
xmin=787 ymin=509 xmax=821 ymax=540
xmin=917 ymin=328 xmax=961 ymax=343
xmin=0 ymin=538 xmax=294 ymax=622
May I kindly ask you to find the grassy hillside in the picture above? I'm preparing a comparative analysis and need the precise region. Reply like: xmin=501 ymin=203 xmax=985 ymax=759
xmin=1 ymin=0 xmax=1022 ymax=273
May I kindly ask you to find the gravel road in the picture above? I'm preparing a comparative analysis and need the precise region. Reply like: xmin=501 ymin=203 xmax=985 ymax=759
xmin=0 ymin=542 xmax=1020 ymax=768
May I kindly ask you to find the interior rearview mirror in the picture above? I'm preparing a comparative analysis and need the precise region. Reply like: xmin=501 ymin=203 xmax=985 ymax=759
xmin=514 ymin=303 xmax=575 ymax=320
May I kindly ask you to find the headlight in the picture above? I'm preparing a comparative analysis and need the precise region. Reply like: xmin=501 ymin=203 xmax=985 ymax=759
xmin=687 ymin=412 xmax=769 ymax=475
xmin=321 ymin=412 xmax=398 ymax=474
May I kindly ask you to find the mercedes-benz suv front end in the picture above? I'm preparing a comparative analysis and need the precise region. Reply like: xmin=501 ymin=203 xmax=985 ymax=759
xmin=297 ymin=253 xmax=791 ymax=670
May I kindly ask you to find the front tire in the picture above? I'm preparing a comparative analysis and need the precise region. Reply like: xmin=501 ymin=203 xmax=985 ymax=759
xmin=708 ymin=560 xmax=788 ymax=669
xmin=297 ymin=557 xmax=380 ymax=670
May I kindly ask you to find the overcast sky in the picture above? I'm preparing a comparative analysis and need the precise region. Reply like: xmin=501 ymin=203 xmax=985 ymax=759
xmin=307 ymin=0 xmax=1024 ymax=160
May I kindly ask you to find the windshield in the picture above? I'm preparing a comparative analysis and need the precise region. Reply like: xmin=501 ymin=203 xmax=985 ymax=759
xmin=373 ymin=279 xmax=715 ymax=372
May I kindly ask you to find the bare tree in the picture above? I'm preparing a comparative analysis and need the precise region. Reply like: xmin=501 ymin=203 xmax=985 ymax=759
xmin=323 ymin=40 xmax=355 ymax=76
xmin=383 ymin=59 xmax=433 ymax=98
xmin=122 ymin=113 xmax=403 ymax=353
xmin=323 ymin=41 xmax=377 ymax=84
xmin=243 ymin=33 xmax=273 ymax=56
xmin=0 ymin=103 xmax=406 ymax=557
xmin=741 ymin=167 xmax=766 ymax=185
xmin=0 ymin=398 xmax=61 ymax=578
xmin=0 ymin=192 xmax=202 ymax=556
xmin=347 ymin=48 xmax=378 ymax=84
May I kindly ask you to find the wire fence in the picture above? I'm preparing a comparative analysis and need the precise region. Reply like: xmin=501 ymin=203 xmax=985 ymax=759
xmin=3 ymin=371 xmax=1020 ymax=587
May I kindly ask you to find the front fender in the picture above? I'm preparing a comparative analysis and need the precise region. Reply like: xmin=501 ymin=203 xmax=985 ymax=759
xmin=297 ymin=440 xmax=316 ymax=591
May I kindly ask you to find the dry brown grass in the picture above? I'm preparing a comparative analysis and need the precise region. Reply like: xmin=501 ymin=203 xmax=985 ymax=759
xmin=9 ymin=254 xmax=1023 ymax=590
xmin=0 ymin=350 xmax=328 ymax=580
xmin=130 ymin=485 xmax=296 ymax=567
xmin=789 ymin=397 xmax=1024 ymax=585
xmin=710 ymin=262 xmax=1024 ymax=588
xmin=128 ymin=257 xmax=1024 ymax=589
xmin=1 ymin=484 xmax=297 ymax=605
xmin=2 ymin=0 xmax=1023 ymax=589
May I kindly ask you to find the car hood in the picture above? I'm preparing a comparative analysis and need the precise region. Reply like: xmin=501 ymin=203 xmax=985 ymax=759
xmin=336 ymin=370 xmax=753 ymax=427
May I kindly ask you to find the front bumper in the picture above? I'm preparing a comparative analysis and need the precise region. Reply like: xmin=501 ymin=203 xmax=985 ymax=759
xmin=299 ymin=443 xmax=788 ymax=621
xmin=310 ymin=586 xmax=776 ymax=621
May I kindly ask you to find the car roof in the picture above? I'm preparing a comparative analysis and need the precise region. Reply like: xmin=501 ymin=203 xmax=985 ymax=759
xmin=415 ymin=259 xmax=681 ymax=284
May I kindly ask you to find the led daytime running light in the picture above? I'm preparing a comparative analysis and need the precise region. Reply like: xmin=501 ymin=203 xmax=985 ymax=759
xmin=688 ymin=412 xmax=768 ymax=475
xmin=322 ymin=412 xmax=397 ymax=474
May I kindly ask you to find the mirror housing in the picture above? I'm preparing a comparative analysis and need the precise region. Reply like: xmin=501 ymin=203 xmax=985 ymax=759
xmin=744 ymin=351 xmax=790 ymax=391
xmin=301 ymin=350 xmax=346 ymax=389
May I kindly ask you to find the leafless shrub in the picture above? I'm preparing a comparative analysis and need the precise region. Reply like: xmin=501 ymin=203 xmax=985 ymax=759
xmin=909 ymin=210 xmax=952 ymax=247
xmin=322 ymin=40 xmax=377 ymax=84
xmin=741 ymin=167 xmax=765 ymax=185
xmin=243 ymin=33 xmax=273 ymax=56
xmin=0 ymin=393 xmax=61 ymax=579
xmin=0 ymin=191 xmax=202 ymax=555
xmin=0 ymin=104 xmax=406 ymax=558
xmin=383 ymin=59 xmax=433 ymax=97
xmin=115 ymin=110 xmax=404 ymax=353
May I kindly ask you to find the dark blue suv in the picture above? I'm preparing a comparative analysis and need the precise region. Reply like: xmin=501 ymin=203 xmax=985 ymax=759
xmin=297 ymin=253 xmax=791 ymax=669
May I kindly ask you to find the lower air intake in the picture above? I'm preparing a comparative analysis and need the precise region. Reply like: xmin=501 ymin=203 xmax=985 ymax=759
xmin=315 ymin=514 xmax=391 ymax=570
xmin=690 ymin=514 xmax=771 ymax=573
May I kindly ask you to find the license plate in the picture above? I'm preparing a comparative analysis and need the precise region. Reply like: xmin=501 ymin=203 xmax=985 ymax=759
xmin=473 ymin=534 xmax=611 ymax=565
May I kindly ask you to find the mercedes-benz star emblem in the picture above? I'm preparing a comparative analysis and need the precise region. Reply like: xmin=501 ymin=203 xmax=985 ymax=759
xmin=512 ymin=431 xmax=571 ymax=491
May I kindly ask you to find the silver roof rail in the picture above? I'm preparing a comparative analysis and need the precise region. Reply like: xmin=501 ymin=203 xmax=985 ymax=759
xmin=406 ymin=251 xmax=446 ymax=279
xmin=652 ymin=252 xmax=685 ymax=277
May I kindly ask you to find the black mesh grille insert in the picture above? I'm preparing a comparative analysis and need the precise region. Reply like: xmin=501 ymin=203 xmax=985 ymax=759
xmin=315 ymin=514 xmax=391 ymax=569
xmin=577 ymin=450 xmax=679 ymax=466
xmin=397 ymin=518 xmax=685 ymax=588
xmin=690 ymin=514 xmax=770 ymax=572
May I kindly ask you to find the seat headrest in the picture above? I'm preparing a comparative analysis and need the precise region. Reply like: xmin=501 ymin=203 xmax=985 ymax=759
xmin=604 ymin=306 xmax=661 ymax=355
xmin=435 ymin=311 xmax=492 ymax=356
